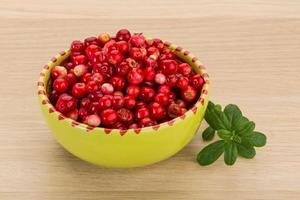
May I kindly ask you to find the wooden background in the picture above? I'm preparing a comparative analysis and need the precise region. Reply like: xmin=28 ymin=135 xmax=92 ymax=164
xmin=0 ymin=0 xmax=300 ymax=199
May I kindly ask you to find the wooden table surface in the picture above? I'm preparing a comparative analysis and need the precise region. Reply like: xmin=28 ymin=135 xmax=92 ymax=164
xmin=1 ymin=1 xmax=300 ymax=199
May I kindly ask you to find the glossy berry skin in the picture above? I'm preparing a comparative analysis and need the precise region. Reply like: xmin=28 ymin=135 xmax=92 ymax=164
xmin=88 ymin=91 xmax=103 ymax=102
xmin=98 ymin=95 xmax=113 ymax=110
xmin=80 ymin=97 xmax=91 ymax=108
xmin=143 ymin=66 xmax=155 ymax=81
xmin=126 ymin=85 xmax=140 ymax=98
xmin=53 ymin=78 xmax=69 ymax=93
xmin=85 ymin=44 xmax=100 ymax=58
xmin=139 ymin=117 xmax=156 ymax=128
xmin=93 ymin=63 xmax=114 ymax=79
xmin=190 ymin=74 xmax=204 ymax=89
xmin=178 ymin=63 xmax=192 ymax=76
xmin=70 ymin=40 xmax=85 ymax=52
xmin=117 ymin=108 xmax=134 ymax=125
xmin=145 ymin=57 xmax=158 ymax=69
xmin=116 ymin=29 xmax=131 ymax=41
xmin=107 ymin=50 xmax=123 ymax=65
xmin=84 ymin=114 xmax=101 ymax=126
xmin=130 ymin=47 xmax=146 ymax=60
xmin=78 ymin=107 xmax=88 ymax=119
xmin=124 ymin=96 xmax=136 ymax=109
xmin=129 ymin=123 xmax=139 ymax=129
xmin=129 ymin=33 xmax=146 ymax=47
xmin=74 ymin=64 xmax=88 ymax=77
xmin=72 ymin=82 xmax=87 ymax=98
xmin=86 ymin=80 xmax=99 ymax=93
xmin=103 ymin=40 xmax=117 ymax=54
xmin=147 ymin=47 xmax=160 ymax=60
xmin=81 ymin=73 xmax=92 ymax=83
xmin=135 ymin=107 xmax=150 ymax=120
xmin=140 ymin=86 xmax=155 ymax=102
xmin=51 ymin=66 xmax=67 ymax=79
xmin=175 ymin=99 xmax=187 ymax=108
xmin=100 ymin=109 xmax=118 ymax=126
xmin=113 ymin=95 xmax=124 ymax=109
xmin=166 ymin=75 xmax=178 ymax=88
xmin=90 ymin=51 xmax=106 ymax=64
xmin=181 ymin=85 xmax=198 ymax=102
xmin=135 ymin=101 xmax=147 ymax=110
xmin=101 ymin=83 xmax=114 ymax=95
xmin=159 ymin=49 xmax=175 ymax=60
xmin=97 ymin=32 xmax=111 ymax=46
xmin=113 ymin=91 xmax=124 ymax=97
xmin=177 ymin=76 xmax=189 ymax=89
xmin=151 ymin=38 xmax=164 ymax=51
xmin=89 ymin=102 xmax=100 ymax=114
xmin=55 ymin=94 xmax=77 ymax=114
xmin=148 ymin=102 xmax=166 ymax=120
xmin=160 ymin=59 xmax=178 ymax=75
xmin=167 ymin=103 xmax=182 ymax=118
xmin=66 ymin=109 xmax=79 ymax=121
xmin=154 ymin=93 xmax=169 ymax=106
xmin=90 ymin=73 xmax=104 ymax=84
xmin=84 ymin=37 xmax=98 ymax=47
xmin=65 ymin=73 xmax=78 ymax=87
xmin=72 ymin=54 xmax=87 ymax=65
xmin=116 ymin=41 xmax=129 ymax=54
xmin=154 ymin=73 xmax=166 ymax=85
xmin=113 ymin=121 xmax=127 ymax=130
xmin=127 ymin=68 xmax=144 ymax=85
xmin=116 ymin=61 xmax=131 ymax=76
xmin=110 ymin=76 xmax=125 ymax=91
xmin=49 ymin=90 xmax=60 ymax=104
xmin=157 ymin=85 xmax=171 ymax=94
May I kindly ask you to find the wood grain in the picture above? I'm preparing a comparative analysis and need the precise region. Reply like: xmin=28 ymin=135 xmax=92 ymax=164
xmin=1 ymin=1 xmax=300 ymax=199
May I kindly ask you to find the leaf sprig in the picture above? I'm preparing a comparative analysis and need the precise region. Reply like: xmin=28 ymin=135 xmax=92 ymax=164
xmin=197 ymin=101 xmax=267 ymax=166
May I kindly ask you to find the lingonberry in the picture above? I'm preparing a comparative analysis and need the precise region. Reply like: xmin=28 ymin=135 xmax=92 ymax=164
xmin=116 ymin=41 xmax=129 ymax=54
xmin=167 ymin=103 xmax=182 ymax=118
xmin=160 ymin=59 xmax=178 ymax=75
xmin=166 ymin=75 xmax=178 ymax=88
xmin=190 ymin=74 xmax=204 ymax=89
xmin=84 ymin=37 xmax=98 ymax=47
xmin=112 ymin=121 xmax=127 ymax=130
xmin=72 ymin=82 xmax=87 ymax=98
xmin=81 ymin=72 xmax=92 ymax=83
xmin=145 ymin=58 xmax=158 ymax=69
xmin=70 ymin=40 xmax=85 ymax=52
xmin=140 ymin=86 xmax=155 ymax=102
xmin=53 ymin=78 xmax=69 ymax=93
xmin=80 ymin=97 xmax=91 ymax=108
xmin=124 ymin=96 xmax=136 ymax=109
xmin=177 ymin=76 xmax=189 ymax=89
xmin=49 ymin=90 xmax=60 ymax=104
xmin=110 ymin=76 xmax=125 ymax=91
xmin=129 ymin=33 xmax=146 ymax=47
xmin=55 ymin=94 xmax=77 ymax=114
xmin=168 ymin=91 xmax=176 ymax=100
xmin=93 ymin=62 xmax=114 ymax=79
xmin=100 ymin=109 xmax=118 ymax=126
xmin=154 ymin=93 xmax=170 ymax=106
xmin=90 ymin=51 xmax=106 ymax=64
xmin=97 ymin=32 xmax=111 ymax=46
xmin=84 ymin=114 xmax=101 ymax=127
xmin=135 ymin=101 xmax=147 ymax=110
xmin=113 ymin=95 xmax=124 ymax=109
xmin=74 ymin=64 xmax=88 ymax=77
xmin=117 ymin=108 xmax=134 ymax=125
xmin=159 ymin=49 xmax=175 ymax=60
xmin=64 ymin=62 xmax=74 ymax=71
xmin=107 ymin=49 xmax=123 ymax=65
xmin=143 ymin=66 xmax=155 ymax=81
xmin=129 ymin=123 xmax=139 ymax=129
xmin=89 ymin=102 xmax=100 ymax=114
xmin=116 ymin=61 xmax=130 ymax=76
xmin=98 ymin=95 xmax=113 ymax=110
xmin=126 ymin=85 xmax=140 ymax=98
xmin=88 ymin=91 xmax=103 ymax=102
xmin=178 ymin=63 xmax=192 ymax=76
xmin=65 ymin=73 xmax=78 ymax=87
xmin=148 ymin=102 xmax=166 ymax=120
xmin=101 ymin=83 xmax=114 ymax=95
xmin=157 ymin=85 xmax=171 ymax=94
xmin=135 ymin=107 xmax=150 ymax=120
xmin=175 ymin=99 xmax=186 ymax=108
xmin=90 ymin=72 xmax=104 ymax=84
xmin=51 ymin=66 xmax=67 ymax=79
xmin=66 ymin=109 xmax=79 ymax=121
xmin=154 ymin=73 xmax=166 ymax=85
xmin=85 ymin=44 xmax=100 ymax=58
xmin=78 ymin=107 xmax=88 ymax=119
xmin=130 ymin=47 xmax=146 ymax=60
xmin=152 ymin=38 xmax=164 ymax=51
xmin=127 ymin=68 xmax=144 ymax=85
xmin=147 ymin=47 xmax=160 ymax=60
xmin=103 ymin=40 xmax=117 ymax=54
xmin=139 ymin=117 xmax=156 ymax=128
xmin=116 ymin=29 xmax=131 ymax=41
xmin=85 ymin=80 xmax=99 ymax=93
xmin=181 ymin=85 xmax=198 ymax=102
xmin=72 ymin=54 xmax=87 ymax=65
xmin=113 ymin=91 xmax=124 ymax=97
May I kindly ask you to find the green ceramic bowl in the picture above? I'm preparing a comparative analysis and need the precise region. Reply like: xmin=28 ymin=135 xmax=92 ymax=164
xmin=37 ymin=41 xmax=210 ymax=168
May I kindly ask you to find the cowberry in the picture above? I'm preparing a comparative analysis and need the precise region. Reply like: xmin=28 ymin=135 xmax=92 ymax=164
xmin=72 ymin=54 xmax=87 ymax=65
xmin=97 ymin=32 xmax=111 ymax=46
xmin=100 ymin=109 xmax=118 ymax=126
xmin=117 ymin=108 xmax=134 ymax=125
xmin=177 ymin=76 xmax=189 ymax=89
xmin=124 ymin=96 xmax=136 ymax=109
xmin=110 ymin=76 xmax=125 ymax=91
xmin=130 ymin=47 xmax=146 ymax=60
xmin=72 ymin=82 xmax=87 ymax=98
xmin=129 ymin=33 xmax=146 ymax=47
xmin=148 ymin=102 xmax=166 ymax=120
xmin=86 ymin=80 xmax=99 ymax=93
xmin=181 ymin=85 xmax=197 ymax=102
xmin=116 ymin=29 xmax=131 ymax=41
xmin=126 ymin=85 xmax=140 ymax=98
xmin=154 ymin=73 xmax=166 ymax=85
xmin=55 ymin=94 xmax=77 ymax=114
xmin=65 ymin=73 xmax=78 ymax=87
xmin=178 ymin=63 xmax=192 ymax=76
xmin=157 ymin=85 xmax=171 ymax=94
xmin=98 ymin=95 xmax=113 ymax=110
xmin=127 ymin=68 xmax=144 ymax=85
xmin=140 ymin=86 xmax=155 ymax=102
xmin=154 ymin=93 xmax=170 ymax=106
xmin=85 ymin=44 xmax=100 ymax=58
xmin=80 ymin=97 xmax=91 ymax=108
xmin=53 ymin=78 xmax=69 ymax=93
xmin=135 ymin=107 xmax=150 ymax=120
xmin=90 ymin=72 xmax=104 ymax=84
xmin=66 ymin=109 xmax=79 ymax=121
xmin=84 ymin=114 xmax=101 ymax=127
xmin=135 ymin=101 xmax=147 ymax=110
xmin=51 ymin=66 xmax=67 ymax=79
xmin=160 ymin=59 xmax=178 ymax=75
xmin=74 ymin=64 xmax=88 ymax=77
xmin=101 ymin=83 xmax=114 ymax=95
xmin=190 ymin=74 xmax=204 ymax=89
xmin=71 ymin=40 xmax=85 ymax=52
xmin=107 ymin=50 xmax=123 ymax=65
xmin=113 ymin=95 xmax=124 ymax=109
xmin=116 ymin=41 xmax=129 ymax=54
xmin=84 ymin=37 xmax=98 ymax=47
xmin=139 ymin=117 xmax=156 ymax=127
xmin=89 ymin=101 xmax=100 ymax=114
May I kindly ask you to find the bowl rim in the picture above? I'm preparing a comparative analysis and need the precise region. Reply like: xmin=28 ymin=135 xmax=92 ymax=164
xmin=37 ymin=40 xmax=210 ymax=135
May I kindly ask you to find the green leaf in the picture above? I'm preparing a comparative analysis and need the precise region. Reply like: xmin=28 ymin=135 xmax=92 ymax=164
xmin=224 ymin=141 xmax=238 ymax=165
xmin=197 ymin=140 xmax=225 ymax=166
xmin=235 ymin=117 xmax=255 ymax=136
xmin=243 ymin=132 xmax=267 ymax=147
xmin=205 ymin=102 xmax=231 ymax=131
xmin=237 ymin=143 xmax=256 ymax=158
xmin=215 ymin=104 xmax=222 ymax=111
xmin=217 ymin=129 xmax=232 ymax=140
xmin=224 ymin=104 xmax=242 ymax=130
xmin=202 ymin=126 xmax=215 ymax=141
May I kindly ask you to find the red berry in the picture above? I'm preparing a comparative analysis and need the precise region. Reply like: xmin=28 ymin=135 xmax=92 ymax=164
xmin=130 ymin=47 xmax=146 ymax=60
xmin=178 ymin=63 xmax=192 ymax=76
xmin=135 ymin=101 xmax=147 ymax=110
xmin=168 ymin=91 xmax=176 ymax=100
xmin=81 ymin=72 xmax=92 ymax=83
xmin=148 ymin=102 xmax=166 ymax=120
xmin=155 ymin=73 xmax=166 ymax=85
xmin=51 ymin=66 xmax=67 ymax=79
xmin=97 ymin=32 xmax=111 ymax=46
xmin=93 ymin=62 xmax=114 ymax=79
xmin=85 ymin=44 xmax=100 ymax=58
xmin=124 ymin=96 xmax=136 ymax=109
xmin=157 ymin=85 xmax=171 ymax=94
xmin=159 ymin=49 xmax=175 ymax=60
xmin=126 ymin=85 xmax=140 ymax=98
xmin=84 ymin=114 xmax=101 ymax=127
xmin=66 ymin=109 xmax=79 ymax=121
xmin=112 ymin=121 xmax=127 ymax=130
xmin=90 ymin=51 xmax=106 ymax=64
xmin=80 ymin=97 xmax=91 ymax=108
xmin=55 ymin=94 xmax=77 ymax=114
xmin=117 ymin=108 xmax=134 ymax=125
xmin=152 ymin=38 xmax=164 ymax=51
xmin=166 ymin=75 xmax=178 ymax=88
xmin=160 ymin=59 xmax=178 ymax=75
xmin=175 ymin=99 xmax=186 ymax=108
xmin=86 ymin=80 xmax=99 ymax=93
xmin=129 ymin=123 xmax=139 ymax=129
xmin=49 ymin=90 xmax=60 ymax=104
xmin=84 ymin=37 xmax=98 ymax=47
xmin=53 ymin=78 xmax=69 ymax=93
xmin=129 ymin=33 xmax=146 ymax=47
xmin=135 ymin=107 xmax=150 ymax=120
xmin=98 ymin=95 xmax=113 ymax=110
xmin=116 ymin=41 xmax=129 ymax=54
xmin=72 ymin=82 xmax=87 ymax=98
xmin=113 ymin=95 xmax=124 ymax=109
xmin=181 ymin=85 xmax=198 ymax=102
xmin=140 ymin=86 xmax=155 ymax=102
xmin=65 ymin=73 xmax=78 ymax=86
xmin=190 ymin=74 xmax=204 ymax=89
xmin=110 ymin=76 xmax=125 ymax=91
xmin=167 ymin=103 xmax=182 ymax=118
xmin=88 ymin=91 xmax=103 ymax=102
xmin=116 ymin=29 xmax=131 ymax=41
xmin=64 ymin=62 xmax=74 ymax=71
xmin=70 ymin=40 xmax=85 ymax=52
xmin=113 ymin=91 xmax=124 ymax=97
xmin=127 ymin=68 xmax=144 ymax=85
xmin=107 ymin=49 xmax=123 ymax=65
xmin=154 ymin=93 xmax=170 ymax=106
xmin=143 ymin=66 xmax=155 ymax=81
xmin=78 ymin=107 xmax=88 ymax=119
xmin=139 ymin=117 xmax=156 ymax=127
xmin=90 ymin=73 xmax=104 ymax=84
xmin=74 ymin=64 xmax=88 ymax=77
xmin=89 ymin=102 xmax=100 ymax=114
xmin=177 ymin=76 xmax=189 ymax=89
xmin=147 ymin=47 xmax=160 ymax=60
xmin=101 ymin=83 xmax=114 ymax=95
xmin=100 ymin=109 xmax=118 ymax=126
xmin=72 ymin=54 xmax=87 ymax=65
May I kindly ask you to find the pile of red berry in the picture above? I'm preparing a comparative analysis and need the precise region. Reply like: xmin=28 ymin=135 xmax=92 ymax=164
xmin=49 ymin=29 xmax=204 ymax=129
